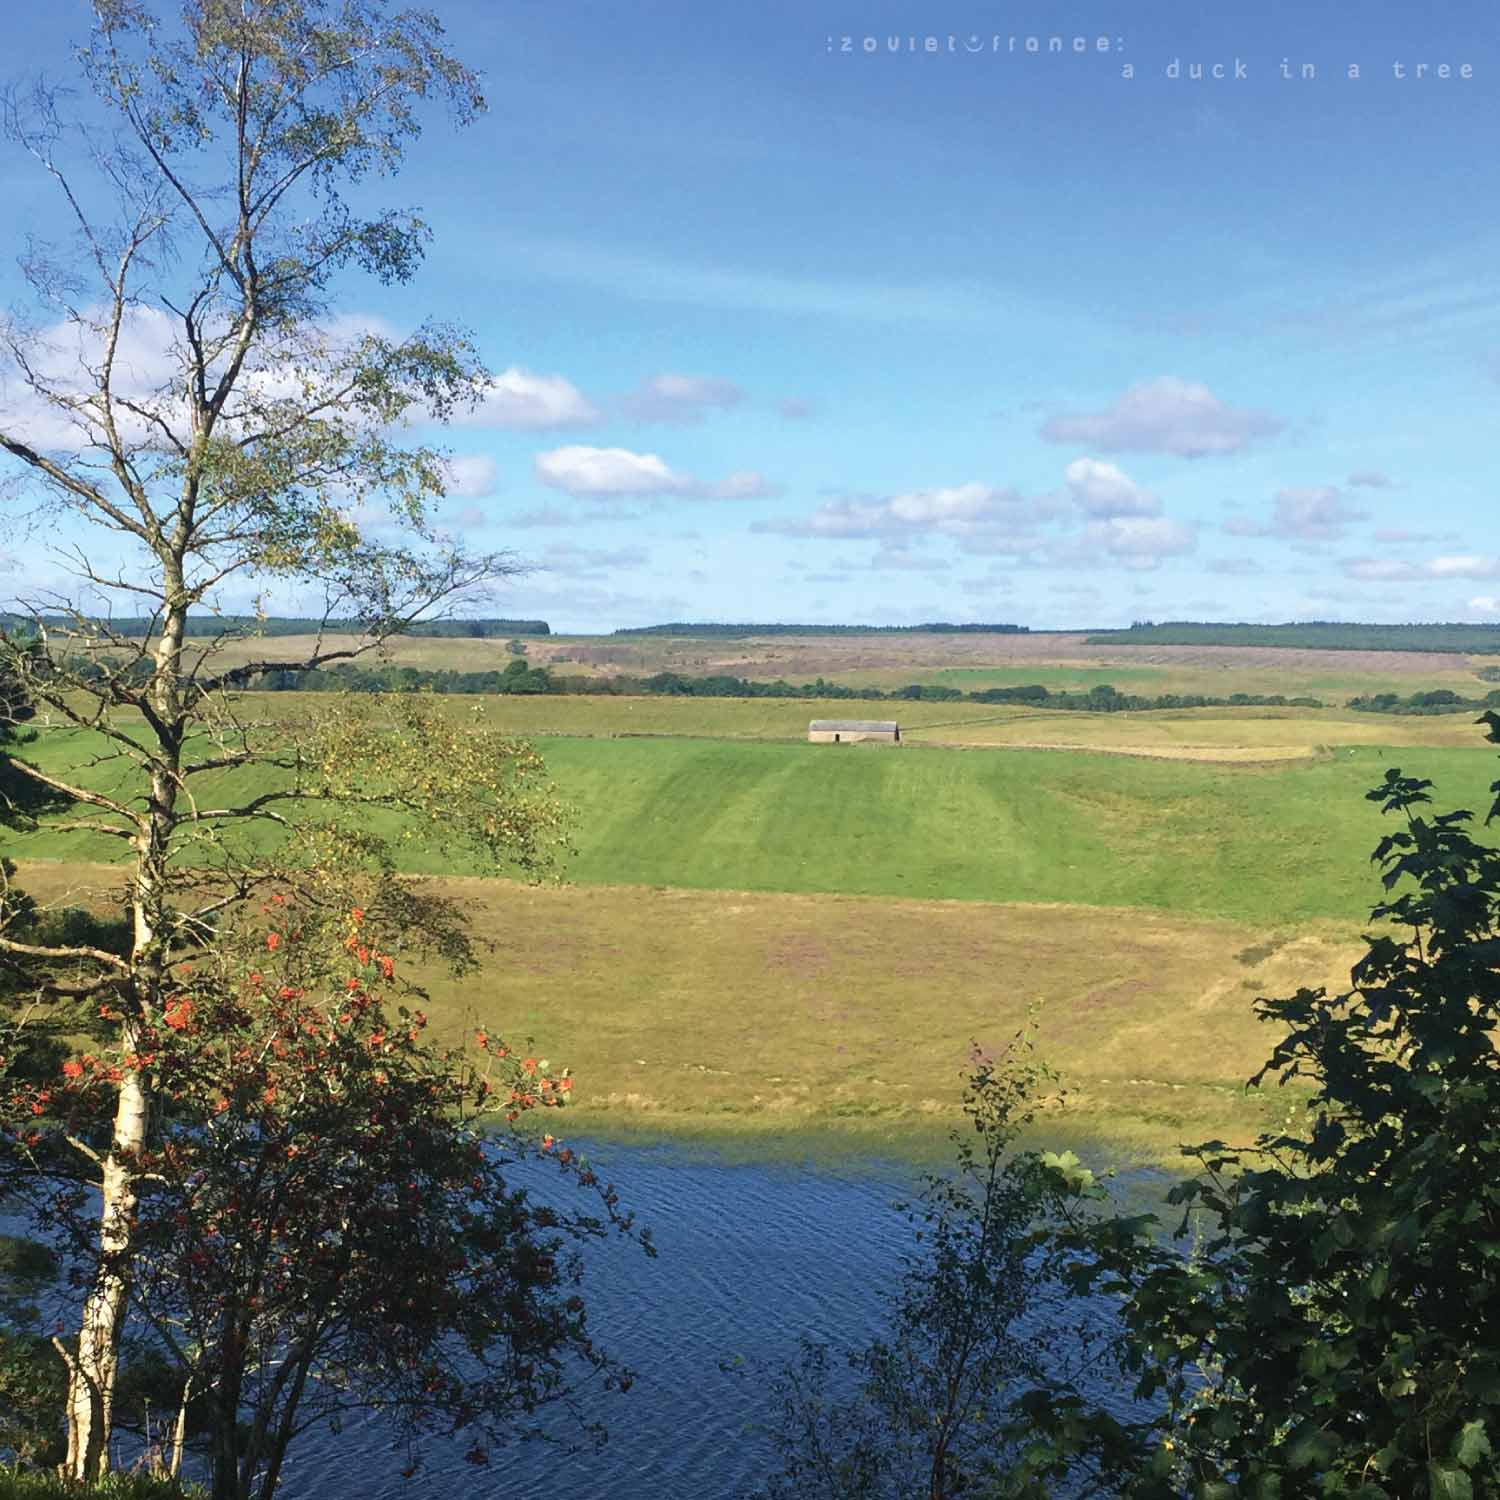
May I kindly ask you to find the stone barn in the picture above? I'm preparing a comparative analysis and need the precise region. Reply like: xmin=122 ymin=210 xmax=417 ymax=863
xmin=808 ymin=719 xmax=900 ymax=745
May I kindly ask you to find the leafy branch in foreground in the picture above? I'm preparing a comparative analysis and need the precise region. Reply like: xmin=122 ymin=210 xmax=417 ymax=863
xmin=1012 ymin=712 xmax=1500 ymax=1497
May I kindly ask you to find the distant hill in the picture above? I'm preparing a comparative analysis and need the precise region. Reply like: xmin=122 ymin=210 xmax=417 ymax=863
xmin=1086 ymin=621 xmax=1500 ymax=655
xmin=613 ymin=622 xmax=1029 ymax=637
xmin=0 ymin=615 xmax=551 ymax=639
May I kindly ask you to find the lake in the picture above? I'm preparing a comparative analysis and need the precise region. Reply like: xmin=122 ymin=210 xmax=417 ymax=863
xmin=276 ymin=1139 xmax=1165 ymax=1499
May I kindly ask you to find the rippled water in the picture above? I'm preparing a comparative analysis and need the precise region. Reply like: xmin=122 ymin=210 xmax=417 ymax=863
xmin=280 ymin=1142 xmax=922 ymax=1498
xmin=76 ymin=1134 xmax=1158 ymax=1500
xmin=222 ymin=1142 xmax=1161 ymax=1498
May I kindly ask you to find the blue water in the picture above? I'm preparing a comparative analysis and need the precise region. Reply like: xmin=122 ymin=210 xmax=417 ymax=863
xmin=274 ymin=1141 xmax=1162 ymax=1499
xmin=280 ymin=1143 xmax=915 ymax=1497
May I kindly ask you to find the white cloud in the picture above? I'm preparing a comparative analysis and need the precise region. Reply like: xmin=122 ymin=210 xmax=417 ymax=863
xmin=1347 ymin=470 xmax=1392 ymax=488
xmin=534 ymin=444 xmax=777 ymax=500
xmin=1083 ymin=516 xmax=1197 ymax=569
xmin=1430 ymin=555 xmax=1500 ymax=577
xmin=958 ymin=573 xmax=1016 ymax=597
xmin=778 ymin=397 xmax=814 ymax=420
xmin=1040 ymin=377 xmax=1282 ymax=457
xmin=536 ymin=445 xmax=679 ymax=496
xmin=457 ymin=368 xmax=600 ymax=431
xmin=754 ymin=483 xmax=1031 ymax=540
xmin=1 ymin=303 xmax=187 ymax=451
xmin=442 ymin=454 xmax=499 ymax=499
xmin=1226 ymin=486 xmax=1367 ymax=542
xmin=1345 ymin=554 xmax=1500 ymax=582
xmin=1469 ymin=595 xmax=1500 ymax=613
xmin=620 ymin=373 xmax=744 ymax=424
xmin=1061 ymin=457 xmax=1160 ymax=518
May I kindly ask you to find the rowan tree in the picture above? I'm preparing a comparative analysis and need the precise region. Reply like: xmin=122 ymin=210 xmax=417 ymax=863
xmin=0 ymin=0 xmax=571 ymax=1479
xmin=5 ymin=905 xmax=644 ymax=1500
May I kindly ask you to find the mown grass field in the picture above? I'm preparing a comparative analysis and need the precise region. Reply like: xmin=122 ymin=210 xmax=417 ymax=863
xmin=13 ymin=720 xmax=1497 ymax=924
xmin=14 ymin=860 xmax=1357 ymax=1165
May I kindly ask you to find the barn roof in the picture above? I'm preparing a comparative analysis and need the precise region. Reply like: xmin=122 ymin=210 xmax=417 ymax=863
xmin=808 ymin=720 xmax=899 ymax=732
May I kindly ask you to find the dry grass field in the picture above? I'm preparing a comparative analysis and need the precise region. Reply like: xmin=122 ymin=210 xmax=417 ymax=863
xmin=13 ymin=861 xmax=1353 ymax=1166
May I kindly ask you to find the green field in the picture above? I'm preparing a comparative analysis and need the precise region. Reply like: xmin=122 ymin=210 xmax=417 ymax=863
xmin=13 ymin=723 xmax=1496 ymax=925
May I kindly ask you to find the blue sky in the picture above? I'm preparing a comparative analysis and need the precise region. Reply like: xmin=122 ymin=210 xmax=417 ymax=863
xmin=3 ymin=0 xmax=1499 ymax=632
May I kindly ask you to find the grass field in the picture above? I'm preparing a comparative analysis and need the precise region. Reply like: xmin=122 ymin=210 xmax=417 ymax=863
xmin=14 ymin=652 xmax=1498 ymax=1166
xmin=13 ymin=861 xmax=1356 ymax=1165
xmin=187 ymin=690 xmax=1491 ymax=759
xmin=13 ymin=724 xmax=1496 ymax=924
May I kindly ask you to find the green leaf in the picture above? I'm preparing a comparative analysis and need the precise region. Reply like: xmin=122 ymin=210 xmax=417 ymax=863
xmin=1429 ymin=1462 xmax=1474 ymax=1500
xmin=1452 ymin=1419 xmax=1492 ymax=1469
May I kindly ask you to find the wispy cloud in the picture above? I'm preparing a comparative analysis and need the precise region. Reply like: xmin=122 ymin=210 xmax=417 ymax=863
xmin=1345 ymin=554 xmax=1500 ymax=582
xmin=442 ymin=454 xmax=499 ymax=499
xmin=490 ymin=233 xmax=1081 ymax=329
xmin=1041 ymin=377 xmax=1282 ymax=458
xmin=619 ymin=373 xmax=744 ymax=424
xmin=1227 ymin=486 xmax=1368 ymax=542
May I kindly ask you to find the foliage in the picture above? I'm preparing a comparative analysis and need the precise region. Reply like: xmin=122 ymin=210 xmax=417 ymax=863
xmin=5 ymin=906 xmax=647 ymax=1500
xmin=0 ymin=0 xmax=570 ymax=1478
xmin=751 ymin=1036 xmax=1129 ymax=1499
xmin=247 ymin=661 xmax=1324 ymax=711
xmin=0 ymin=1474 xmax=202 ymax=1500
xmin=0 ymin=1238 xmax=67 ymax=1470
xmin=1014 ymin=711 xmax=1500 ymax=1496
xmin=1089 ymin=621 xmax=1500 ymax=655
xmin=1348 ymin=687 xmax=1500 ymax=715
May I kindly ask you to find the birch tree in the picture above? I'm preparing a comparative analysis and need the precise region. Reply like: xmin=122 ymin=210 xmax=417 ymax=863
xmin=0 ymin=1 xmax=565 ymax=1479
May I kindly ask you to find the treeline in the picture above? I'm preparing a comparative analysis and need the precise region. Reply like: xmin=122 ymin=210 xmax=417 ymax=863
xmin=1347 ymin=687 xmax=1500 ymax=715
xmin=612 ymin=622 xmax=1030 ymax=637
xmin=251 ymin=660 xmax=1323 ymax=710
xmin=0 ymin=614 xmax=551 ymax=639
xmin=1087 ymin=620 xmax=1500 ymax=654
